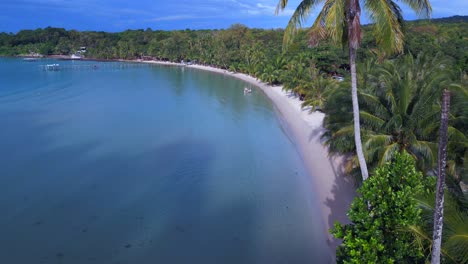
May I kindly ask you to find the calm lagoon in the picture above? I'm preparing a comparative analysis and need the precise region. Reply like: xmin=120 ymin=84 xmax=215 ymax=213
xmin=0 ymin=58 xmax=328 ymax=263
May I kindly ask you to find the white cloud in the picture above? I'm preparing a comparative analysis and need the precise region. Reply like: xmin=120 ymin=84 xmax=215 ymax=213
xmin=229 ymin=0 xmax=295 ymax=17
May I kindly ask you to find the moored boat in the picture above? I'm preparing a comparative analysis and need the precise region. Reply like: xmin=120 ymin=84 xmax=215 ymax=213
xmin=70 ymin=54 xmax=82 ymax=60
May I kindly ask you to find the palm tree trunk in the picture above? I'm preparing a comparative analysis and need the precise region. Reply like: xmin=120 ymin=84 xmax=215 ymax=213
xmin=349 ymin=47 xmax=369 ymax=181
xmin=347 ymin=0 xmax=369 ymax=181
xmin=431 ymin=89 xmax=451 ymax=264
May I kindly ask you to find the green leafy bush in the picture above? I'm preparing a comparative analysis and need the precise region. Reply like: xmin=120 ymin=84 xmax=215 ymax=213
xmin=332 ymin=152 xmax=427 ymax=263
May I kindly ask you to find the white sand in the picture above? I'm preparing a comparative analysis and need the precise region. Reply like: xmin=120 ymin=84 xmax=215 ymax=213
xmin=142 ymin=60 xmax=356 ymax=258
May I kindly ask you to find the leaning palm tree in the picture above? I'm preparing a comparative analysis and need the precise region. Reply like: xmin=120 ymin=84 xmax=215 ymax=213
xmin=276 ymin=0 xmax=432 ymax=181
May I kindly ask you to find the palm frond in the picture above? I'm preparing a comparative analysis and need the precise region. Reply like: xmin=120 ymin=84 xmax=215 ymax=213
xmin=409 ymin=140 xmax=436 ymax=167
xmin=384 ymin=114 xmax=403 ymax=132
xmin=364 ymin=134 xmax=392 ymax=150
xmin=365 ymin=0 xmax=404 ymax=53
xmin=380 ymin=142 xmax=399 ymax=165
xmin=359 ymin=92 xmax=389 ymax=119
xmin=407 ymin=225 xmax=433 ymax=261
xmin=446 ymin=233 xmax=468 ymax=264
xmin=323 ymin=0 xmax=345 ymax=44
xmin=415 ymin=192 xmax=435 ymax=212
xmin=360 ymin=111 xmax=386 ymax=129
xmin=333 ymin=125 xmax=354 ymax=137
xmin=443 ymin=207 xmax=468 ymax=263
xmin=407 ymin=225 xmax=459 ymax=263
xmin=415 ymin=190 xmax=467 ymax=263
xmin=275 ymin=0 xmax=289 ymax=14
xmin=308 ymin=0 xmax=336 ymax=47
xmin=364 ymin=146 xmax=381 ymax=164
xmin=399 ymin=0 xmax=432 ymax=17
xmin=279 ymin=0 xmax=326 ymax=49
xmin=448 ymin=126 xmax=468 ymax=143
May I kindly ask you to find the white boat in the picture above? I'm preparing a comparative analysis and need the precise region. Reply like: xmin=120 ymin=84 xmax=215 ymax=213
xmin=44 ymin=64 xmax=60 ymax=71
xmin=244 ymin=87 xmax=252 ymax=94
xmin=70 ymin=54 xmax=82 ymax=60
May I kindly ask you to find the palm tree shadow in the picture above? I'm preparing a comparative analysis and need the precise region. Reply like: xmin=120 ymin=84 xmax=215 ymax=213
xmin=324 ymin=154 xmax=356 ymax=252
xmin=308 ymin=126 xmax=324 ymax=143
xmin=285 ymin=91 xmax=297 ymax=99
xmin=301 ymin=117 xmax=356 ymax=260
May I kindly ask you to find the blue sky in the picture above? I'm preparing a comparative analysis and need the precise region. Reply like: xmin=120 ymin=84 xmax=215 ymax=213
xmin=1 ymin=0 xmax=466 ymax=33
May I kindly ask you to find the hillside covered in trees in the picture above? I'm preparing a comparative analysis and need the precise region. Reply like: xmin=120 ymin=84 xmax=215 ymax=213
xmin=0 ymin=16 xmax=466 ymax=74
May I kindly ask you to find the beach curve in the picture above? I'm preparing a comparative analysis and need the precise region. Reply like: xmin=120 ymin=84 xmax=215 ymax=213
xmin=141 ymin=60 xmax=356 ymax=260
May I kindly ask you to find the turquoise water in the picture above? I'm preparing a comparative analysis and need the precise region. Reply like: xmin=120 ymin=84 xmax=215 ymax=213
xmin=0 ymin=58 xmax=328 ymax=263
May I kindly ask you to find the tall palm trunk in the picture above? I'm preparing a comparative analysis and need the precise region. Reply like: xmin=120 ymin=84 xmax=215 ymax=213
xmin=431 ymin=89 xmax=451 ymax=264
xmin=347 ymin=0 xmax=369 ymax=180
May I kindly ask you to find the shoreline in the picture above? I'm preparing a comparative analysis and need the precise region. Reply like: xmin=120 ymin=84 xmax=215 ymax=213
xmin=140 ymin=60 xmax=356 ymax=258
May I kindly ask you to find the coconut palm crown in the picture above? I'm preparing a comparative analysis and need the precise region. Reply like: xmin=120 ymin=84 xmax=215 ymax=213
xmin=276 ymin=0 xmax=431 ymax=53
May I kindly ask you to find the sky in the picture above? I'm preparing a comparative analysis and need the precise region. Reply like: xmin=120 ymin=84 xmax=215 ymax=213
xmin=1 ymin=0 xmax=467 ymax=33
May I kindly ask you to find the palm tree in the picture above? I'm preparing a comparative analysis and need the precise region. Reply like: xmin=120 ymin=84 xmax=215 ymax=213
xmin=282 ymin=60 xmax=309 ymax=93
xmin=260 ymin=64 xmax=281 ymax=84
xmin=359 ymin=54 xmax=447 ymax=169
xmin=282 ymin=61 xmax=322 ymax=101
xmin=323 ymin=53 xmax=465 ymax=179
xmin=276 ymin=0 xmax=432 ymax=180
xmin=431 ymin=89 xmax=451 ymax=264
xmin=301 ymin=66 xmax=338 ymax=111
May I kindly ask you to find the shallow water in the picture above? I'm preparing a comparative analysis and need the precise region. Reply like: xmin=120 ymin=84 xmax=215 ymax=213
xmin=0 ymin=58 xmax=328 ymax=264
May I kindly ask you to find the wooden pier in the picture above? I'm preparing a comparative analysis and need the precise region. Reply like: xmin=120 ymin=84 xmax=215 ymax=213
xmin=40 ymin=62 xmax=151 ymax=71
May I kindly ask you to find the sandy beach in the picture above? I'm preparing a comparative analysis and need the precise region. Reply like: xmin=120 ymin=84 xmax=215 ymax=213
xmin=141 ymin=60 xmax=356 ymax=259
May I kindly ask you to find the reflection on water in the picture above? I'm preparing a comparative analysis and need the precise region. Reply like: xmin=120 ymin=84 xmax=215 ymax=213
xmin=0 ymin=58 xmax=328 ymax=263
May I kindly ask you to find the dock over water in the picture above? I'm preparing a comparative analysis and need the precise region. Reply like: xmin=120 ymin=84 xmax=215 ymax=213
xmin=40 ymin=62 xmax=151 ymax=71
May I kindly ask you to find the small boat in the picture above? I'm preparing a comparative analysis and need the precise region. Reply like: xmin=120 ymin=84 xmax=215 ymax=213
xmin=44 ymin=64 xmax=60 ymax=71
xmin=23 ymin=57 xmax=38 ymax=62
xmin=244 ymin=87 xmax=252 ymax=94
xmin=70 ymin=54 xmax=82 ymax=60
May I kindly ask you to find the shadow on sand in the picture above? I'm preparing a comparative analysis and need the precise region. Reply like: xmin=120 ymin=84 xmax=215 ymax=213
xmin=307 ymin=122 xmax=356 ymax=261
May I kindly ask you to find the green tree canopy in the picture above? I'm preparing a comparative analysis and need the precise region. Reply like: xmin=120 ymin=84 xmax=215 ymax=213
xmin=332 ymin=151 xmax=427 ymax=263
